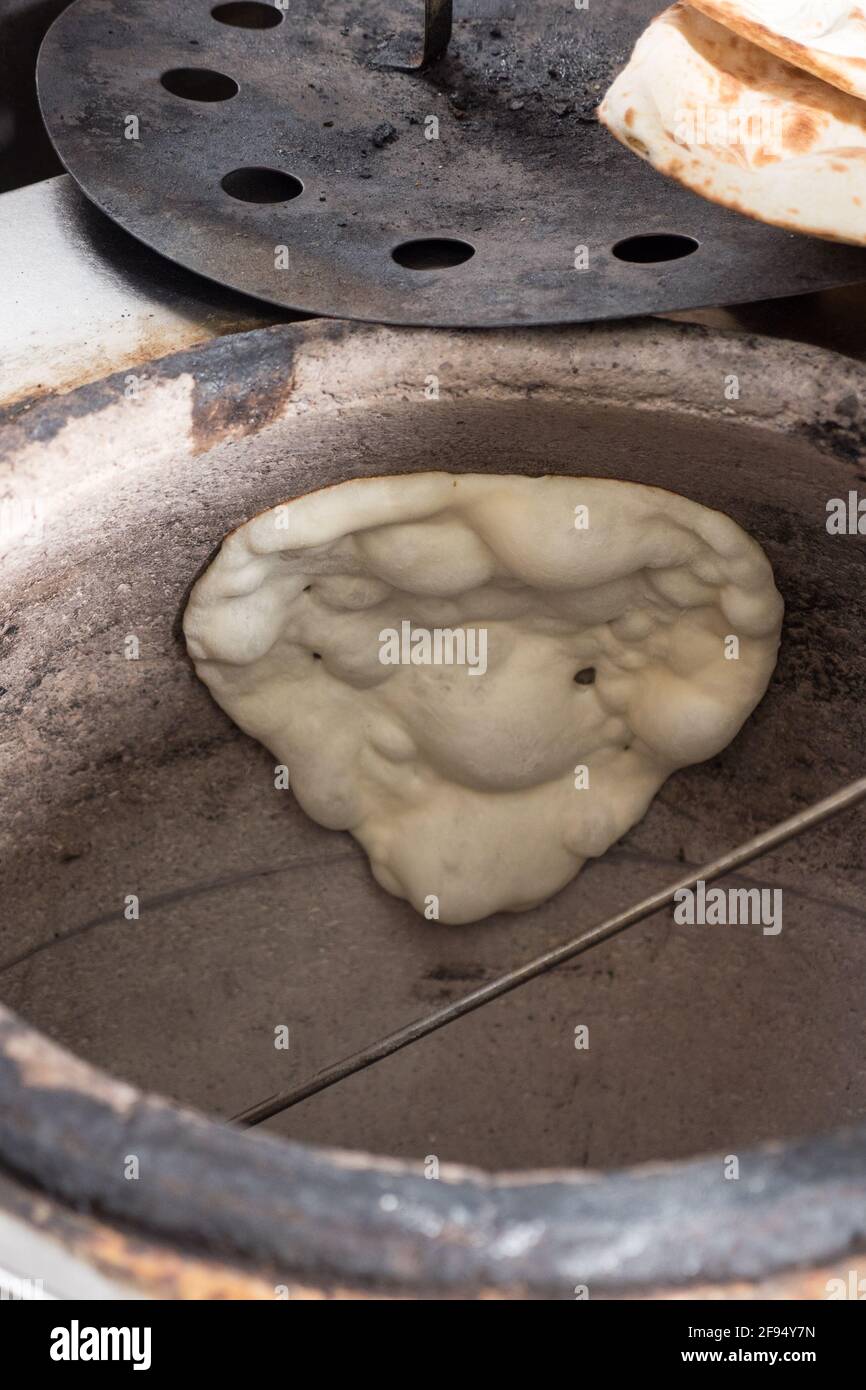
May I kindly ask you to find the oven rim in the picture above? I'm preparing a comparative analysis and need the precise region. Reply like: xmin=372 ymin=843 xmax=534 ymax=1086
xmin=2 ymin=315 xmax=865 ymax=1299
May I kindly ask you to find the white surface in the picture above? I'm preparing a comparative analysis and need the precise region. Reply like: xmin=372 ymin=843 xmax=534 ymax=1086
xmin=0 ymin=1210 xmax=142 ymax=1300
xmin=0 ymin=176 xmax=273 ymax=407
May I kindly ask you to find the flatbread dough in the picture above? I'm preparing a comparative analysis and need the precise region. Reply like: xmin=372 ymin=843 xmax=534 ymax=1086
xmin=184 ymin=473 xmax=782 ymax=924
xmin=688 ymin=0 xmax=866 ymax=101
xmin=598 ymin=3 xmax=866 ymax=245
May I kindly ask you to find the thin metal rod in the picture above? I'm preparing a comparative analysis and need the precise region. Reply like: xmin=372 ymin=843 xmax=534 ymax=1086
xmin=421 ymin=0 xmax=452 ymax=64
xmin=232 ymin=775 xmax=866 ymax=1128
xmin=377 ymin=0 xmax=453 ymax=71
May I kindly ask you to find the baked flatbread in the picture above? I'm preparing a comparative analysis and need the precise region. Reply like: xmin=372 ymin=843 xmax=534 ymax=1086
xmin=598 ymin=3 xmax=866 ymax=244
xmin=689 ymin=0 xmax=866 ymax=101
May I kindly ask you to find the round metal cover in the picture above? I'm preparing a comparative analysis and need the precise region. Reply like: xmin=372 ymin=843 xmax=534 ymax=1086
xmin=37 ymin=0 xmax=866 ymax=327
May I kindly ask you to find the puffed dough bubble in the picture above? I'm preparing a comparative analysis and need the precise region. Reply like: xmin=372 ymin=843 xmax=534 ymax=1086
xmin=184 ymin=473 xmax=783 ymax=925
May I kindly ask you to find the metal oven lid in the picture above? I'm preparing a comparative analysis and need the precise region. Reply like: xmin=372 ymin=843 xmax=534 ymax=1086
xmin=36 ymin=0 xmax=866 ymax=328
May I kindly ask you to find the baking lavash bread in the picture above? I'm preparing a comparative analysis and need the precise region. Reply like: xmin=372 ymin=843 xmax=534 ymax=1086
xmin=598 ymin=3 xmax=866 ymax=244
xmin=688 ymin=0 xmax=866 ymax=101
xmin=184 ymin=473 xmax=783 ymax=925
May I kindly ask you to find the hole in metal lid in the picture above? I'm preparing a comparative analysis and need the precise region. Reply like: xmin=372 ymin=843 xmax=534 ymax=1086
xmin=392 ymin=238 xmax=476 ymax=270
xmin=212 ymin=2 xmax=284 ymax=27
xmin=221 ymin=167 xmax=303 ymax=202
xmin=612 ymin=234 xmax=699 ymax=264
xmin=160 ymin=68 xmax=239 ymax=102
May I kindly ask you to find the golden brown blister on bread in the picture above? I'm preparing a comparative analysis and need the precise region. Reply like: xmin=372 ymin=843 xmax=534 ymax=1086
xmin=599 ymin=4 xmax=866 ymax=244
xmin=688 ymin=0 xmax=866 ymax=101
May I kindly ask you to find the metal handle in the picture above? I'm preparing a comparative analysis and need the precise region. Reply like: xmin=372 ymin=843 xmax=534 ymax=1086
xmin=377 ymin=0 xmax=453 ymax=71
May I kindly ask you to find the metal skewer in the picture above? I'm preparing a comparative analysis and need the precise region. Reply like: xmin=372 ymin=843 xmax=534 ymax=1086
xmin=231 ymin=775 xmax=866 ymax=1129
